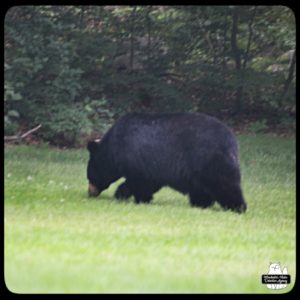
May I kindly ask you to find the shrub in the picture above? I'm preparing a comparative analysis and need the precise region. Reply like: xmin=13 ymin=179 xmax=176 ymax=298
xmin=34 ymin=104 xmax=92 ymax=147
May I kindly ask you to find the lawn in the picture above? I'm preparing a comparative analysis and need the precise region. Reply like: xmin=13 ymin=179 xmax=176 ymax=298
xmin=4 ymin=135 xmax=296 ymax=293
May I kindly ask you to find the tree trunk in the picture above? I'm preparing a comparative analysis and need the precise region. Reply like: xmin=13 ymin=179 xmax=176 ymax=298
xmin=242 ymin=6 xmax=257 ymax=70
xmin=230 ymin=6 xmax=243 ymax=113
xmin=280 ymin=50 xmax=296 ymax=107
xmin=146 ymin=6 xmax=152 ymax=63
xmin=129 ymin=6 xmax=137 ymax=71
xmin=231 ymin=7 xmax=241 ymax=70
xmin=222 ymin=12 xmax=229 ymax=70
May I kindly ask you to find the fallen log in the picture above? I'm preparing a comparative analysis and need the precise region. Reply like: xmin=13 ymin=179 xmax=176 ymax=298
xmin=4 ymin=124 xmax=42 ymax=142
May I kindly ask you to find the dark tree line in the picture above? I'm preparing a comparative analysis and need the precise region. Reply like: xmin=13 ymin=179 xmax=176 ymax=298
xmin=5 ymin=6 xmax=295 ymax=146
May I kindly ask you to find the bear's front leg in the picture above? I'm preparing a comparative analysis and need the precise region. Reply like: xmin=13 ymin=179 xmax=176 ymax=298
xmin=129 ymin=178 xmax=160 ymax=205
xmin=114 ymin=181 xmax=132 ymax=200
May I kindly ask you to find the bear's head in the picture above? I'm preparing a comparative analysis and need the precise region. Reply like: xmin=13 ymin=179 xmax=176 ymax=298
xmin=87 ymin=140 xmax=118 ymax=197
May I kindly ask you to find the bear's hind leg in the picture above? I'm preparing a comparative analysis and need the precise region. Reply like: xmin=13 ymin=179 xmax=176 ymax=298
xmin=213 ymin=182 xmax=247 ymax=213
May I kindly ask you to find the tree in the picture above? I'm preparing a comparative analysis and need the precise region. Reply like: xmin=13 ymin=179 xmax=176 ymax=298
xmin=4 ymin=6 xmax=295 ymax=146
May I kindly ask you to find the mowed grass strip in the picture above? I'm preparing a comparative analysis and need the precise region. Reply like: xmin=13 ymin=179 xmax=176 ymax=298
xmin=4 ymin=135 xmax=295 ymax=293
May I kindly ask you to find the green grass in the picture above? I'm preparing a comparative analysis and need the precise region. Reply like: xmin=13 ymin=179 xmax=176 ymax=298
xmin=4 ymin=135 xmax=296 ymax=293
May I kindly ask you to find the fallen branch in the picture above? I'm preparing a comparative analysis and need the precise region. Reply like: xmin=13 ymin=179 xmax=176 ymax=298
xmin=5 ymin=124 xmax=42 ymax=142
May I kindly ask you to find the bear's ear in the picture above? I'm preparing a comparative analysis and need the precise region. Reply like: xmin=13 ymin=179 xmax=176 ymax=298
xmin=87 ymin=141 xmax=99 ymax=153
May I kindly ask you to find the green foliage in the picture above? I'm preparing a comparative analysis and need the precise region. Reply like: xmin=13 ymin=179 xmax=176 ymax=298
xmin=278 ymin=116 xmax=296 ymax=131
xmin=248 ymin=119 xmax=268 ymax=134
xmin=4 ymin=6 xmax=295 ymax=146
xmin=84 ymin=97 xmax=115 ymax=133
xmin=34 ymin=104 xmax=92 ymax=147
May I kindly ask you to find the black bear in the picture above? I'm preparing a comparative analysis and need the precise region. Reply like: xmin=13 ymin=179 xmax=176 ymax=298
xmin=87 ymin=112 xmax=247 ymax=213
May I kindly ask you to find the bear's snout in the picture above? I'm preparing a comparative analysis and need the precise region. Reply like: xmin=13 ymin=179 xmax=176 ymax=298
xmin=88 ymin=183 xmax=100 ymax=197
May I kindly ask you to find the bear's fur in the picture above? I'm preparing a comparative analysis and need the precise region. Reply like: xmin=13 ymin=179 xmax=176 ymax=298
xmin=87 ymin=112 xmax=246 ymax=213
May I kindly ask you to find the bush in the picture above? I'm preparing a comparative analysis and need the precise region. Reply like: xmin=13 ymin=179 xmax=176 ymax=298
xmin=34 ymin=104 xmax=92 ymax=147
xmin=4 ymin=6 xmax=295 ymax=147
